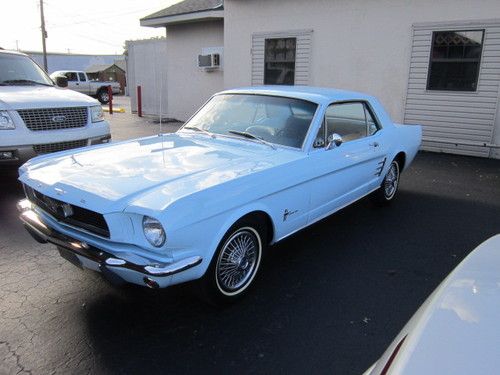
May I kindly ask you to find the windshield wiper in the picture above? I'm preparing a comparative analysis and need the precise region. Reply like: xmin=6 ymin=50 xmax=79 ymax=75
xmin=1 ymin=79 xmax=52 ymax=87
xmin=228 ymin=130 xmax=276 ymax=150
xmin=183 ymin=126 xmax=215 ymax=138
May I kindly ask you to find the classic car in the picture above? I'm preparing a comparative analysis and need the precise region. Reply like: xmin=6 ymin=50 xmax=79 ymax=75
xmin=17 ymin=86 xmax=421 ymax=304
xmin=363 ymin=234 xmax=500 ymax=375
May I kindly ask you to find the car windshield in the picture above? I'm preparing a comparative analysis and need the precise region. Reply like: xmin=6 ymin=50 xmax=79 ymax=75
xmin=182 ymin=94 xmax=318 ymax=148
xmin=0 ymin=53 xmax=53 ymax=86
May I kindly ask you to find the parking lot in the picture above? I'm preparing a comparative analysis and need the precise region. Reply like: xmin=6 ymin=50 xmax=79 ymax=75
xmin=1 ymin=106 xmax=499 ymax=374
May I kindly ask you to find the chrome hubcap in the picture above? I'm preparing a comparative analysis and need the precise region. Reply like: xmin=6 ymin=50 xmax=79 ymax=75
xmin=216 ymin=229 xmax=260 ymax=293
xmin=384 ymin=162 xmax=399 ymax=199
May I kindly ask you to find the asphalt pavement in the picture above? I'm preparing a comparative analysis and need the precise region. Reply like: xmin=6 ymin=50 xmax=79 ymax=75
xmin=1 ymin=112 xmax=499 ymax=374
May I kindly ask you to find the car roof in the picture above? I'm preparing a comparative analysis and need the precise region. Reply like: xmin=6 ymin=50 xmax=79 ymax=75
xmin=219 ymin=85 xmax=375 ymax=105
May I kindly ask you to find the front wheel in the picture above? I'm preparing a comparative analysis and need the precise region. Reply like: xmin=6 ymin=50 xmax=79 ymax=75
xmin=97 ymin=89 xmax=109 ymax=104
xmin=371 ymin=159 xmax=400 ymax=205
xmin=198 ymin=217 xmax=266 ymax=305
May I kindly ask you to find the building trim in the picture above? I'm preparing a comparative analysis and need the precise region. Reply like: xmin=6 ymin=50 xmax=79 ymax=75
xmin=251 ymin=29 xmax=313 ymax=86
xmin=413 ymin=18 xmax=500 ymax=29
xmin=140 ymin=10 xmax=224 ymax=27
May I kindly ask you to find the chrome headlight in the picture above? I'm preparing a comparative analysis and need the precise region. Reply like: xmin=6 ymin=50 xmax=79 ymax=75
xmin=142 ymin=216 xmax=166 ymax=247
xmin=90 ymin=105 xmax=104 ymax=123
xmin=0 ymin=111 xmax=15 ymax=130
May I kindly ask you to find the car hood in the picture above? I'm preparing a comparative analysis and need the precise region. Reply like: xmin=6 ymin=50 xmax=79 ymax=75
xmin=19 ymin=133 xmax=301 ymax=214
xmin=0 ymin=86 xmax=98 ymax=110
xmin=382 ymin=234 xmax=500 ymax=375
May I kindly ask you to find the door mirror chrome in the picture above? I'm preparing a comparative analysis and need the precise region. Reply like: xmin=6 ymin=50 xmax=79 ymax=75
xmin=326 ymin=133 xmax=343 ymax=150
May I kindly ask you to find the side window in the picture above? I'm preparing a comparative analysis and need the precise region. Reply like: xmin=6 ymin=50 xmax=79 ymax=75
xmin=364 ymin=105 xmax=380 ymax=135
xmin=325 ymin=102 xmax=367 ymax=142
xmin=78 ymin=72 xmax=86 ymax=82
xmin=64 ymin=72 xmax=77 ymax=82
xmin=313 ymin=118 xmax=326 ymax=148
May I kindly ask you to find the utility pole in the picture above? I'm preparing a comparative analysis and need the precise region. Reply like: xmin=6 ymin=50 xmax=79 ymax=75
xmin=39 ymin=0 xmax=48 ymax=71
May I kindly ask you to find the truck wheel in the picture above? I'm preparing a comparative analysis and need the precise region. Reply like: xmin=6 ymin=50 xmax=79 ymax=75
xmin=97 ymin=89 xmax=109 ymax=104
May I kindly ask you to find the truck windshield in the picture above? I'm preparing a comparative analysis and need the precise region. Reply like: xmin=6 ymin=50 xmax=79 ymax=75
xmin=0 ymin=53 xmax=53 ymax=86
xmin=181 ymin=94 xmax=318 ymax=149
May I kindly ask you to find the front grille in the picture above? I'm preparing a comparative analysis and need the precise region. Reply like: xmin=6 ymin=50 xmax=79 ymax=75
xmin=24 ymin=185 xmax=110 ymax=238
xmin=18 ymin=107 xmax=88 ymax=131
xmin=33 ymin=139 xmax=88 ymax=154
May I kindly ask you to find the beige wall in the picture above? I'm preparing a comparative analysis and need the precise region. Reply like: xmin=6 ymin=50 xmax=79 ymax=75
xmin=167 ymin=20 xmax=224 ymax=121
xmin=224 ymin=0 xmax=500 ymax=123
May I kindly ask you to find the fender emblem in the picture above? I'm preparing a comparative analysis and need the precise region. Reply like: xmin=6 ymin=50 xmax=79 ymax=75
xmin=283 ymin=209 xmax=298 ymax=222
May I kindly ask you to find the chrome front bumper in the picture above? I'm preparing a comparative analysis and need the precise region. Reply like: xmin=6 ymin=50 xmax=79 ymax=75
xmin=17 ymin=199 xmax=202 ymax=288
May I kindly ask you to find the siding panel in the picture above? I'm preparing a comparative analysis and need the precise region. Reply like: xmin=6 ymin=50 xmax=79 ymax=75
xmin=405 ymin=20 xmax=500 ymax=157
xmin=251 ymin=29 xmax=312 ymax=86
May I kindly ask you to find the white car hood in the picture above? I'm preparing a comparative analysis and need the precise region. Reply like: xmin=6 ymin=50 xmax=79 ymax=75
xmin=0 ymin=86 xmax=98 ymax=110
xmin=19 ymin=132 xmax=300 ymax=214
xmin=385 ymin=234 xmax=500 ymax=375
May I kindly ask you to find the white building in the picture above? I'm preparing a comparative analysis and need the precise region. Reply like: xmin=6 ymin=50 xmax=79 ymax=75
xmin=138 ymin=0 xmax=500 ymax=158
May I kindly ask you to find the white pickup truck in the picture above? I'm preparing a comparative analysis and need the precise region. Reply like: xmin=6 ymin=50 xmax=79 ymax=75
xmin=50 ymin=71 xmax=120 ymax=104
xmin=0 ymin=50 xmax=111 ymax=166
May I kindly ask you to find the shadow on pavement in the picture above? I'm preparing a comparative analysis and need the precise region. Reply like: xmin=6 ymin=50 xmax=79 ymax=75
xmin=81 ymin=190 xmax=500 ymax=375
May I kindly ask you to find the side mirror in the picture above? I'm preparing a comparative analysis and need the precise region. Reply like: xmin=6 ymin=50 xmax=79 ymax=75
xmin=326 ymin=133 xmax=343 ymax=150
xmin=54 ymin=75 xmax=68 ymax=88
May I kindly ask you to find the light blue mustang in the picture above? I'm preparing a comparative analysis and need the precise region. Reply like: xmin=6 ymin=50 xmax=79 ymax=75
xmin=17 ymin=86 xmax=421 ymax=304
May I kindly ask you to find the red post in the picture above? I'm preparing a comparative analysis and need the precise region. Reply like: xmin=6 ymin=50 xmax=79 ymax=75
xmin=107 ymin=85 xmax=113 ymax=115
xmin=137 ymin=85 xmax=142 ymax=117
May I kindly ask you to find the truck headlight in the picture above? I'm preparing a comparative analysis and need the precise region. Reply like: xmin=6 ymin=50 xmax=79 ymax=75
xmin=90 ymin=105 xmax=104 ymax=123
xmin=142 ymin=216 xmax=166 ymax=247
xmin=0 ymin=111 xmax=15 ymax=130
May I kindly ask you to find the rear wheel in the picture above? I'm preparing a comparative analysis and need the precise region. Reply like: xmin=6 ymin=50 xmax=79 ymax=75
xmin=97 ymin=89 xmax=109 ymax=104
xmin=199 ymin=217 xmax=266 ymax=305
xmin=371 ymin=159 xmax=400 ymax=205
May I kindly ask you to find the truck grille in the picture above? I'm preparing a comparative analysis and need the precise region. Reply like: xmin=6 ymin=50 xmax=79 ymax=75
xmin=33 ymin=139 xmax=88 ymax=154
xmin=24 ymin=185 xmax=110 ymax=238
xmin=18 ymin=107 xmax=88 ymax=131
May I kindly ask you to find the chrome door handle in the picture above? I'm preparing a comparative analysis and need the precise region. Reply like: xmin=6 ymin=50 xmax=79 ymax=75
xmin=369 ymin=142 xmax=379 ymax=147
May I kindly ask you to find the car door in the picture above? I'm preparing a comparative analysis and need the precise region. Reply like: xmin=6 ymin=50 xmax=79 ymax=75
xmin=77 ymin=72 xmax=91 ymax=94
xmin=307 ymin=101 xmax=387 ymax=223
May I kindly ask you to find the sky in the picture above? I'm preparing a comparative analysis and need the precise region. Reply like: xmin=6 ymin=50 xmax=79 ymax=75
xmin=0 ymin=0 xmax=182 ymax=55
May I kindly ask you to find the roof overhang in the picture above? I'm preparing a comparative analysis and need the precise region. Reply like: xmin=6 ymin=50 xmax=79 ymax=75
xmin=140 ymin=9 xmax=223 ymax=27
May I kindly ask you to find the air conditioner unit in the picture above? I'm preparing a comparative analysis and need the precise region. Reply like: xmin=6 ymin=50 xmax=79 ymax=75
xmin=198 ymin=53 xmax=220 ymax=70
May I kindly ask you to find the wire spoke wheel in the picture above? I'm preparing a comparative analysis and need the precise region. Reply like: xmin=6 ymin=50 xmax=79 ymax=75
xmin=383 ymin=161 xmax=400 ymax=200
xmin=215 ymin=227 xmax=261 ymax=295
